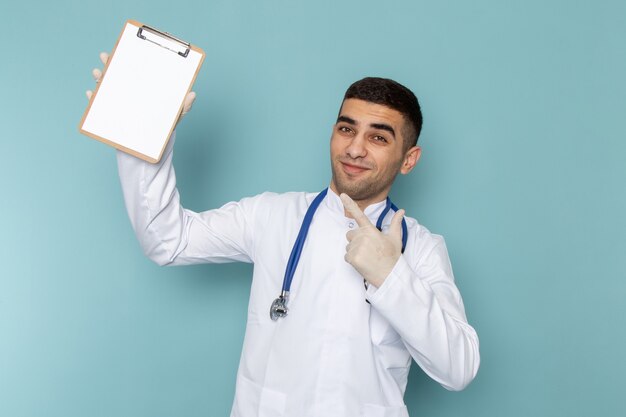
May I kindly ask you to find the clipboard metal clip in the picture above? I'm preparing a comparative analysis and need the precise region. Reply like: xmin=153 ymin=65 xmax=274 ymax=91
xmin=137 ymin=25 xmax=191 ymax=58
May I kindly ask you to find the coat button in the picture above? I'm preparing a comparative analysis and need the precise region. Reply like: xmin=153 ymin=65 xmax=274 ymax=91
xmin=348 ymin=222 xmax=355 ymax=229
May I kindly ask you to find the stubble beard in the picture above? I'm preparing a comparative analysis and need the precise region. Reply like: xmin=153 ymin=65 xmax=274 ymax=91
xmin=330 ymin=161 xmax=399 ymax=202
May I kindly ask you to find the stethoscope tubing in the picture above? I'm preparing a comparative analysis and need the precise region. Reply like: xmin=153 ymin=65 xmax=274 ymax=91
xmin=281 ymin=188 xmax=329 ymax=294
xmin=281 ymin=189 xmax=407 ymax=295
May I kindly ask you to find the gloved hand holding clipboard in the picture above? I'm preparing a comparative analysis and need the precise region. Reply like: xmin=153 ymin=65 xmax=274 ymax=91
xmin=79 ymin=20 xmax=205 ymax=163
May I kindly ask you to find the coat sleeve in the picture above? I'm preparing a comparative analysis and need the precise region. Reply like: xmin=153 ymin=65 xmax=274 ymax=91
xmin=365 ymin=234 xmax=480 ymax=391
xmin=116 ymin=131 xmax=258 ymax=266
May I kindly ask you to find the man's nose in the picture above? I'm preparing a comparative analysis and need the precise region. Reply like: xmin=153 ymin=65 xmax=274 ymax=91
xmin=346 ymin=135 xmax=367 ymax=159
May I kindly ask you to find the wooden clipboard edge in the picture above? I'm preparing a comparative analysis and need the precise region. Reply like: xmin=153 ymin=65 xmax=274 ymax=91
xmin=78 ymin=19 xmax=205 ymax=164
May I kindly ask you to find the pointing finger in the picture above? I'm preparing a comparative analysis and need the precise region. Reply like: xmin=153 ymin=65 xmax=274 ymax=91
xmin=340 ymin=193 xmax=373 ymax=228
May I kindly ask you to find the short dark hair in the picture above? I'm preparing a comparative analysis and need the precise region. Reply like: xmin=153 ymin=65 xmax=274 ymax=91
xmin=342 ymin=77 xmax=423 ymax=149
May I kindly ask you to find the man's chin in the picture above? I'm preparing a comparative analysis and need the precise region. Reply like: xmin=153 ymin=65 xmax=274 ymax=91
xmin=332 ymin=179 xmax=373 ymax=201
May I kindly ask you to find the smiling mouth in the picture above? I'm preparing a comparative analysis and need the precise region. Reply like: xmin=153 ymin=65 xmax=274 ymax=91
xmin=340 ymin=161 xmax=371 ymax=175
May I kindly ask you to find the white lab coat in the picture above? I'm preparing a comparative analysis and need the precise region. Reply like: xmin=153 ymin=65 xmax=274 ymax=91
xmin=116 ymin=132 xmax=480 ymax=417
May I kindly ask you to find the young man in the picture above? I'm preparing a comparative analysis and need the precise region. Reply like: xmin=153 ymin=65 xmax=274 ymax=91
xmin=89 ymin=56 xmax=480 ymax=417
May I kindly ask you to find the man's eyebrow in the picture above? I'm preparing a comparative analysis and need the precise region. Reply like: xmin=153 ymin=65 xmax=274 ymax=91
xmin=337 ymin=115 xmax=357 ymax=125
xmin=337 ymin=116 xmax=396 ymax=139
xmin=370 ymin=123 xmax=396 ymax=138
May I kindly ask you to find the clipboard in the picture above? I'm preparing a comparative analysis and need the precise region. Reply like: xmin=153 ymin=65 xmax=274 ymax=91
xmin=79 ymin=20 xmax=205 ymax=163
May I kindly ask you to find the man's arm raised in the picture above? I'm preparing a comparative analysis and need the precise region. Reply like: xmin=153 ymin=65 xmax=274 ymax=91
xmin=86 ymin=53 xmax=255 ymax=266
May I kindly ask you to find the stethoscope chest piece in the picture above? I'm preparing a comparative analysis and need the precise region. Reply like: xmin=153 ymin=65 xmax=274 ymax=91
xmin=270 ymin=293 xmax=289 ymax=321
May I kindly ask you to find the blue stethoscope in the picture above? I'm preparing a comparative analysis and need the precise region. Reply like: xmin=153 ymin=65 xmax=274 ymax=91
xmin=270 ymin=188 xmax=408 ymax=320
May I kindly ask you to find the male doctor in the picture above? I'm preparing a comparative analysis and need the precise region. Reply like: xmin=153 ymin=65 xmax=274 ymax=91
xmin=88 ymin=53 xmax=479 ymax=417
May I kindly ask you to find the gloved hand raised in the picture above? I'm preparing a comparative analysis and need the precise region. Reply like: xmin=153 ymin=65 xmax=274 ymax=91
xmin=85 ymin=52 xmax=196 ymax=125
xmin=340 ymin=193 xmax=405 ymax=288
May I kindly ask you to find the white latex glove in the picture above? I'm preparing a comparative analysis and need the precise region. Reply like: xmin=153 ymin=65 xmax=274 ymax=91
xmin=340 ymin=193 xmax=405 ymax=288
xmin=85 ymin=52 xmax=196 ymax=124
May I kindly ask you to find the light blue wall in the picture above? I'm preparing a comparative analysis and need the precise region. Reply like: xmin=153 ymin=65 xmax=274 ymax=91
xmin=1 ymin=1 xmax=625 ymax=416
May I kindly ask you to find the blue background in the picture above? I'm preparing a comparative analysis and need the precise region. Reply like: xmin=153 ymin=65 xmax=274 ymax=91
xmin=1 ymin=0 xmax=625 ymax=416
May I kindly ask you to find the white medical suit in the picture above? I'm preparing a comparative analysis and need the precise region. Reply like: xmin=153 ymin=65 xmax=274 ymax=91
xmin=116 ymin=132 xmax=480 ymax=417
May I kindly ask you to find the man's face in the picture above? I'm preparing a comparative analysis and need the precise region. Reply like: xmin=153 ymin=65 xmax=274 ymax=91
xmin=330 ymin=98 xmax=420 ymax=206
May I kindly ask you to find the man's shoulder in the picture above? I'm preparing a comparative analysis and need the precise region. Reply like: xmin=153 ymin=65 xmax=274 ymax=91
xmin=235 ymin=190 xmax=318 ymax=220
xmin=244 ymin=190 xmax=317 ymax=206
xmin=402 ymin=215 xmax=447 ymax=257
xmin=404 ymin=215 xmax=440 ymax=236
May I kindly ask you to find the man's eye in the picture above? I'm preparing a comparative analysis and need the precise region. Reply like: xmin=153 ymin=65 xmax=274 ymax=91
xmin=339 ymin=126 xmax=353 ymax=133
xmin=373 ymin=135 xmax=387 ymax=143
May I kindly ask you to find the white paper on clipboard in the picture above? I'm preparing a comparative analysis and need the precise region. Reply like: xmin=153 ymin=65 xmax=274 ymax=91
xmin=79 ymin=20 xmax=205 ymax=163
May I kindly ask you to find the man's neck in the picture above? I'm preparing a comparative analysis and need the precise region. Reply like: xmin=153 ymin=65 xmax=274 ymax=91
xmin=328 ymin=183 xmax=388 ymax=217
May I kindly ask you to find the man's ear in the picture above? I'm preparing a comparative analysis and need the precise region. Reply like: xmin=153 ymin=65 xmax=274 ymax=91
xmin=400 ymin=146 xmax=421 ymax=175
